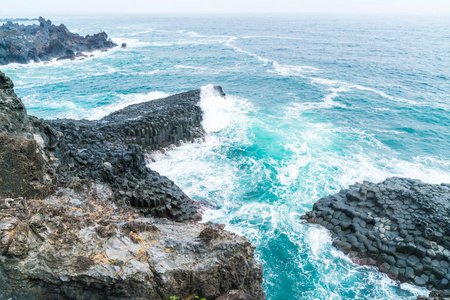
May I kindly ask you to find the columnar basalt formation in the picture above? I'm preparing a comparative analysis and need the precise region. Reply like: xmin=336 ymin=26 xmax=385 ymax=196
xmin=0 ymin=71 xmax=266 ymax=299
xmin=302 ymin=178 xmax=450 ymax=291
xmin=0 ymin=17 xmax=117 ymax=65
xmin=46 ymin=87 xmax=225 ymax=221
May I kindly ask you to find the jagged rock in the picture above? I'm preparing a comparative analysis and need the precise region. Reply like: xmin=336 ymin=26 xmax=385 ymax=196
xmin=0 ymin=71 xmax=266 ymax=299
xmin=216 ymin=290 xmax=257 ymax=300
xmin=0 ymin=183 xmax=265 ymax=300
xmin=417 ymin=290 xmax=450 ymax=300
xmin=302 ymin=177 xmax=450 ymax=291
xmin=0 ymin=17 xmax=117 ymax=65
xmin=46 ymin=86 xmax=226 ymax=221
xmin=0 ymin=132 xmax=54 ymax=199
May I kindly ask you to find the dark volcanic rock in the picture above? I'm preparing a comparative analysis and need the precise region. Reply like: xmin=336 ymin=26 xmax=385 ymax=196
xmin=417 ymin=290 xmax=450 ymax=300
xmin=0 ymin=17 xmax=117 ymax=65
xmin=0 ymin=71 xmax=266 ymax=299
xmin=46 ymin=86 xmax=226 ymax=221
xmin=302 ymin=177 xmax=450 ymax=291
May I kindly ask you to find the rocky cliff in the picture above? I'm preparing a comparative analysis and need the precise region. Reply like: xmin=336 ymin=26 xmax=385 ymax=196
xmin=302 ymin=178 xmax=450 ymax=292
xmin=0 ymin=71 xmax=265 ymax=300
xmin=0 ymin=17 xmax=117 ymax=65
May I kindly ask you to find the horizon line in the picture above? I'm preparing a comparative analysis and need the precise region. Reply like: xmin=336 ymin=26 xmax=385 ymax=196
xmin=2 ymin=12 xmax=450 ymax=17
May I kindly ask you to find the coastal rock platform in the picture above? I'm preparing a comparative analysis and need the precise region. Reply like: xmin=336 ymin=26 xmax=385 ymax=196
xmin=0 ymin=71 xmax=265 ymax=299
xmin=302 ymin=177 xmax=450 ymax=291
xmin=45 ymin=87 xmax=225 ymax=221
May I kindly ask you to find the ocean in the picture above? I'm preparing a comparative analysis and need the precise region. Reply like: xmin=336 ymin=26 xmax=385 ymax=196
xmin=2 ymin=14 xmax=450 ymax=299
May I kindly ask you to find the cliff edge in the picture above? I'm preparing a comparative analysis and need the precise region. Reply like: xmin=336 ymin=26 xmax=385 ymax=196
xmin=0 ymin=71 xmax=265 ymax=300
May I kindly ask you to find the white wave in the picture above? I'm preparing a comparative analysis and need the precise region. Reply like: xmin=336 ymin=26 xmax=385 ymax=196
xmin=174 ymin=64 xmax=208 ymax=71
xmin=135 ymin=69 xmax=160 ymax=75
xmin=241 ymin=35 xmax=304 ymax=41
xmin=1 ymin=47 xmax=120 ymax=71
xmin=374 ymin=129 xmax=406 ymax=134
xmin=199 ymin=84 xmax=252 ymax=134
xmin=287 ymin=98 xmax=347 ymax=112
xmin=223 ymin=37 xmax=272 ymax=65
xmin=127 ymin=28 xmax=155 ymax=36
xmin=187 ymin=31 xmax=206 ymax=38
xmin=222 ymin=38 xmax=433 ymax=111
xmin=148 ymin=37 xmax=231 ymax=47
xmin=147 ymin=42 xmax=175 ymax=47
xmin=308 ymin=225 xmax=333 ymax=258
xmin=271 ymin=61 xmax=318 ymax=77
xmin=111 ymin=37 xmax=151 ymax=48
xmin=310 ymin=77 xmax=344 ymax=87
xmin=88 ymin=91 xmax=169 ymax=120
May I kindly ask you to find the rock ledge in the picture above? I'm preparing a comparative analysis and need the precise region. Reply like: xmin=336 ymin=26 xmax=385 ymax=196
xmin=302 ymin=177 xmax=450 ymax=291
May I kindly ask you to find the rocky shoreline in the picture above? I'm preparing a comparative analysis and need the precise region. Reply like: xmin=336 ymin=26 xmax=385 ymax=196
xmin=0 ymin=17 xmax=116 ymax=65
xmin=302 ymin=178 xmax=450 ymax=295
xmin=2 ymin=63 xmax=449 ymax=299
xmin=0 ymin=71 xmax=265 ymax=300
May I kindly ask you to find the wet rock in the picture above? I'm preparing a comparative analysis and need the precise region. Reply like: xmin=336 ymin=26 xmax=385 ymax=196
xmin=0 ymin=17 xmax=117 ymax=65
xmin=0 ymin=71 xmax=265 ymax=299
xmin=121 ymin=43 xmax=127 ymax=48
xmin=303 ymin=177 xmax=450 ymax=291
xmin=46 ymin=86 xmax=226 ymax=221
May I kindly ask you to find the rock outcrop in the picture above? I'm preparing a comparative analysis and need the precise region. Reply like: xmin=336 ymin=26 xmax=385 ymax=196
xmin=46 ymin=87 xmax=225 ymax=221
xmin=0 ymin=71 xmax=265 ymax=299
xmin=0 ymin=185 xmax=265 ymax=300
xmin=302 ymin=177 xmax=450 ymax=291
xmin=0 ymin=17 xmax=117 ymax=65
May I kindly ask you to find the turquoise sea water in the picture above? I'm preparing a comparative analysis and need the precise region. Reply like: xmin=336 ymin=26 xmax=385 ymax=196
xmin=2 ymin=14 xmax=450 ymax=299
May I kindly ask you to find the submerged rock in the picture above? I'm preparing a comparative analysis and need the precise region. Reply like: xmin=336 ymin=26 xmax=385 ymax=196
xmin=0 ymin=71 xmax=265 ymax=299
xmin=302 ymin=177 xmax=450 ymax=291
xmin=0 ymin=17 xmax=117 ymax=65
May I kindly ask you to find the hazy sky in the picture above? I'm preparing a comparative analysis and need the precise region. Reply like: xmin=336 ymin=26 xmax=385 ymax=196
xmin=3 ymin=0 xmax=450 ymax=15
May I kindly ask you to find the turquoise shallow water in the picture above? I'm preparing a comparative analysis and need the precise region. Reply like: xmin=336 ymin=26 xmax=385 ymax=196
xmin=2 ymin=14 xmax=450 ymax=299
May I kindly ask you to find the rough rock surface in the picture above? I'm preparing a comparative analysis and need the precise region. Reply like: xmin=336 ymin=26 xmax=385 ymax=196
xmin=417 ymin=290 xmax=450 ymax=300
xmin=0 ymin=183 xmax=265 ymax=300
xmin=216 ymin=290 xmax=257 ymax=300
xmin=0 ymin=17 xmax=116 ymax=65
xmin=0 ymin=71 xmax=265 ymax=299
xmin=46 ymin=87 xmax=225 ymax=221
xmin=302 ymin=177 xmax=450 ymax=291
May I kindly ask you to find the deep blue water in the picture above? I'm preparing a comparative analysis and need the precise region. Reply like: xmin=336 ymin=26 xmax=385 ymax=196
xmin=2 ymin=14 xmax=450 ymax=299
